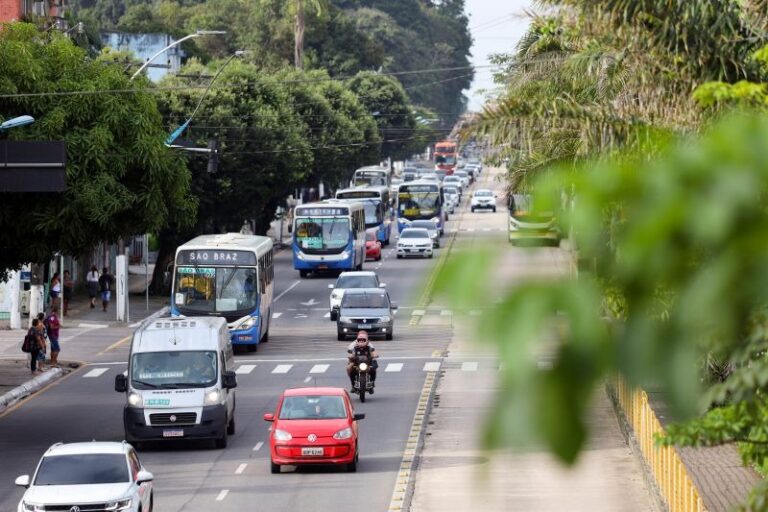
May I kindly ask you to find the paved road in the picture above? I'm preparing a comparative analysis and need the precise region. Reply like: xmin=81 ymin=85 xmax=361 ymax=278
xmin=0 ymin=186 xmax=462 ymax=511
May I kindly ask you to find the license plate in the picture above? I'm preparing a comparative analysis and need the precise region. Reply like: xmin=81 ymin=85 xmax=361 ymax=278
xmin=163 ymin=429 xmax=184 ymax=438
xmin=358 ymin=324 xmax=370 ymax=329
xmin=318 ymin=264 xmax=328 ymax=269
xmin=302 ymin=447 xmax=324 ymax=456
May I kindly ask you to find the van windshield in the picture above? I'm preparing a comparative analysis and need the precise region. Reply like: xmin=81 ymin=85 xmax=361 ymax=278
xmin=131 ymin=351 xmax=218 ymax=389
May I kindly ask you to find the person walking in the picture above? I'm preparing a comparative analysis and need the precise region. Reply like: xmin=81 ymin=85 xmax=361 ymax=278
xmin=86 ymin=265 xmax=99 ymax=309
xmin=45 ymin=308 xmax=61 ymax=367
xmin=99 ymin=267 xmax=115 ymax=312
xmin=28 ymin=319 xmax=46 ymax=374
xmin=62 ymin=270 xmax=73 ymax=316
xmin=49 ymin=272 xmax=61 ymax=311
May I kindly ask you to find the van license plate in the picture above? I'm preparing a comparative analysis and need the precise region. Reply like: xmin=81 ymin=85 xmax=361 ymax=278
xmin=302 ymin=447 xmax=324 ymax=456
xmin=163 ymin=429 xmax=184 ymax=438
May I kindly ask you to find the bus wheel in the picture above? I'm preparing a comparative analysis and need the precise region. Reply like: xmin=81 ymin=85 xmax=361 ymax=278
xmin=299 ymin=270 xmax=308 ymax=278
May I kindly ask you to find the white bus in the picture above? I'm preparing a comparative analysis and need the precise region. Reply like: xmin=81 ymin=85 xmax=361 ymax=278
xmin=293 ymin=200 xmax=366 ymax=277
xmin=171 ymin=233 xmax=274 ymax=351
xmin=353 ymin=166 xmax=389 ymax=187
xmin=335 ymin=185 xmax=392 ymax=245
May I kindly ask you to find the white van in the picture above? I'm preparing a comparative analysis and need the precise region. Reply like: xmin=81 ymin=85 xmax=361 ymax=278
xmin=114 ymin=316 xmax=237 ymax=448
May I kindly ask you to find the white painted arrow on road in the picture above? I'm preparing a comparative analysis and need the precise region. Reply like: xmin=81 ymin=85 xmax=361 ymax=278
xmin=300 ymin=298 xmax=319 ymax=307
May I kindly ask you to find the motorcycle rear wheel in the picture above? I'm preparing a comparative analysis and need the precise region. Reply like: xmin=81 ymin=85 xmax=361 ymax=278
xmin=359 ymin=373 xmax=367 ymax=403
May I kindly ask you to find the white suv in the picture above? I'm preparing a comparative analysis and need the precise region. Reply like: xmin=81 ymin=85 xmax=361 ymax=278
xmin=471 ymin=189 xmax=497 ymax=212
xmin=15 ymin=441 xmax=154 ymax=512
xmin=328 ymin=271 xmax=385 ymax=320
xmin=396 ymin=228 xmax=434 ymax=258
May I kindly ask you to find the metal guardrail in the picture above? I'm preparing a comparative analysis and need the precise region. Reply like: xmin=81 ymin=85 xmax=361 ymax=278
xmin=612 ymin=375 xmax=706 ymax=512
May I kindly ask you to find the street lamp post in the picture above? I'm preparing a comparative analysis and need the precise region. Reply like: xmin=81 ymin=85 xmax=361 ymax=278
xmin=130 ymin=30 xmax=226 ymax=81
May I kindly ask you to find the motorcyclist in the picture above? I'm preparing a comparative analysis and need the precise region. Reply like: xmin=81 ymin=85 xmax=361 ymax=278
xmin=346 ymin=331 xmax=378 ymax=394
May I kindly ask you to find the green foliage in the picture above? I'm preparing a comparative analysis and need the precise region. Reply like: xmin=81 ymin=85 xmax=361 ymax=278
xmin=0 ymin=23 xmax=194 ymax=271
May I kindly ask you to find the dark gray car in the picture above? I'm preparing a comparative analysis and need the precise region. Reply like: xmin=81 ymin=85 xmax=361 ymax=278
xmin=336 ymin=288 xmax=397 ymax=341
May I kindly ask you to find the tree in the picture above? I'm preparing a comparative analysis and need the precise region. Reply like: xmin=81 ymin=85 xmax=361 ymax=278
xmin=0 ymin=23 xmax=195 ymax=273
xmin=286 ymin=0 xmax=327 ymax=69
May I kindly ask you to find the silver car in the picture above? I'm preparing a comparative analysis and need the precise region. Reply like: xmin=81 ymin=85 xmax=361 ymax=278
xmin=336 ymin=288 xmax=397 ymax=341
xmin=410 ymin=220 xmax=441 ymax=247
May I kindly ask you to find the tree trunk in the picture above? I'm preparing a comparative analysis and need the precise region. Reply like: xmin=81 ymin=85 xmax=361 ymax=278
xmin=295 ymin=0 xmax=305 ymax=69
xmin=149 ymin=229 xmax=177 ymax=296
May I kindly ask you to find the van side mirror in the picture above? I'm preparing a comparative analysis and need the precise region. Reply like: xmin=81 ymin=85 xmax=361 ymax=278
xmin=115 ymin=374 xmax=127 ymax=393
xmin=391 ymin=302 xmax=398 ymax=310
xmin=263 ymin=413 xmax=275 ymax=422
xmin=136 ymin=469 xmax=154 ymax=484
xmin=222 ymin=371 xmax=237 ymax=389
xmin=353 ymin=413 xmax=365 ymax=421
xmin=15 ymin=475 xmax=30 ymax=488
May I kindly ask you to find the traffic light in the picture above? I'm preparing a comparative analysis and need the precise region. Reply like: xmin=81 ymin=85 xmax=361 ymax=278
xmin=207 ymin=139 xmax=219 ymax=173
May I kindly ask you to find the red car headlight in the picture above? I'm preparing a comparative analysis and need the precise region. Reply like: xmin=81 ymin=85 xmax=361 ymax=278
xmin=333 ymin=427 xmax=353 ymax=440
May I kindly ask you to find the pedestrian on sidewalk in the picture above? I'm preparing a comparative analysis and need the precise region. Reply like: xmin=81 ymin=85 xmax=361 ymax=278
xmin=99 ymin=267 xmax=115 ymax=312
xmin=45 ymin=308 xmax=61 ymax=367
xmin=28 ymin=319 xmax=46 ymax=374
xmin=49 ymin=272 xmax=61 ymax=311
xmin=86 ymin=265 xmax=99 ymax=309
xmin=62 ymin=270 xmax=73 ymax=316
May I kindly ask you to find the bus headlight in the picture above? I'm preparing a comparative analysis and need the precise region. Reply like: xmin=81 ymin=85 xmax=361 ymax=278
xmin=204 ymin=389 xmax=221 ymax=405
xmin=296 ymin=251 xmax=307 ymax=261
xmin=340 ymin=250 xmax=350 ymax=259
xmin=231 ymin=316 xmax=257 ymax=331
xmin=128 ymin=392 xmax=143 ymax=408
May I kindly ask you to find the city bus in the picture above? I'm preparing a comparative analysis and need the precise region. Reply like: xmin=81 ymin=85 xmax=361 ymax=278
xmin=293 ymin=201 xmax=366 ymax=277
xmin=171 ymin=233 xmax=274 ymax=352
xmin=434 ymin=141 xmax=458 ymax=176
xmin=335 ymin=185 xmax=392 ymax=245
xmin=352 ymin=166 xmax=389 ymax=187
xmin=396 ymin=180 xmax=445 ymax=235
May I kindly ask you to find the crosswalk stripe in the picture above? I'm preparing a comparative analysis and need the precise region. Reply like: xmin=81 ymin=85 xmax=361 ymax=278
xmin=323 ymin=312 xmax=331 ymax=318
xmin=309 ymin=364 xmax=329 ymax=374
xmin=235 ymin=364 xmax=256 ymax=375
xmin=83 ymin=368 xmax=109 ymax=378
xmin=461 ymin=362 xmax=479 ymax=372
xmin=412 ymin=309 xmax=426 ymax=316
xmin=423 ymin=362 xmax=441 ymax=372
xmin=235 ymin=463 xmax=247 ymax=475
xmin=272 ymin=312 xmax=283 ymax=319
xmin=252 ymin=442 xmax=263 ymax=452
xmin=385 ymin=363 xmax=403 ymax=372
xmin=216 ymin=490 xmax=229 ymax=502
xmin=272 ymin=364 xmax=293 ymax=374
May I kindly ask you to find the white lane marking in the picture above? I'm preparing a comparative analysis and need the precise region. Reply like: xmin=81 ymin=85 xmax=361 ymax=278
xmin=423 ymin=362 xmax=441 ymax=372
xmin=294 ymin=314 xmax=308 ymax=319
xmin=216 ymin=490 xmax=229 ymax=502
xmin=385 ymin=363 xmax=403 ymax=372
xmin=235 ymin=364 xmax=256 ymax=375
xmin=272 ymin=364 xmax=293 ymax=374
xmin=309 ymin=364 xmax=329 ymax=374
xmin=78 ymin=323 xmax=108 ymax=329
xmin=83 ymin=368 xmax=109 ymax=378
xmin=304 ymin=376 xmax=312 ymax=383
xmin=323 ymin=312 xmax=331 ymax=318
xmin=272 ymin=312 xmax=283 ymax=319
xmin=412 ymin=309 xmax=426 ymax=316
xmin=232 ymin=355 xmax=442 ymax=363
xmin=440 ymin=309 xmax=453 ymax=316
xmin=274 ymin=280 xmax=301 ymax=302
xmin=253 ymin=442 xmax=264 ymax=452
xmin=235 ymin=463 xmax=247 ymax=475
xmin=461 ymin=362 xmax=479 ymax=372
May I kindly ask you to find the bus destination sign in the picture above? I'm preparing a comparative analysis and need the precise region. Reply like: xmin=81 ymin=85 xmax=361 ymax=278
xmin=296 ymin=206 xmax=348 ymax=216
xmin=176 ymin=250 xmax=257 ymax=266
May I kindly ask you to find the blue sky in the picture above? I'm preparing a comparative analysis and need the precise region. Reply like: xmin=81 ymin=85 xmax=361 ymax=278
xmin=464 ymin=0 xmax=534 ymax=110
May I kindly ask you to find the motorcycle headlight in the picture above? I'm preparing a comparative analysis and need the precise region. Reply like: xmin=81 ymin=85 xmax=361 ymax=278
xmin=358 ymin=362 xmax=368 ymax=371
xmin=380 ymin=315 xmax=391 ymax=323
xmin=106 ymin=499 xmax=132 ymax=511
xmin=231 ymin=316 xmax=257 ymax=331
xmin=23 ymin=503 xmax=45 ymax=512
xmin=127 ymin=392 xmax=143 ymax=408
xmin=204 ymin=389 xmax=221 ymax=405
xmin=333 ymin=427 xmax=353 ymax=440
xmin=274 ymin=429 xmax=293 ymax=441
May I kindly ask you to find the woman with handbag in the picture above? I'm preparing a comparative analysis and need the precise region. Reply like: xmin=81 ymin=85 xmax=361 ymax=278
xmin=27 ymin=319 xmax=46 ymax=375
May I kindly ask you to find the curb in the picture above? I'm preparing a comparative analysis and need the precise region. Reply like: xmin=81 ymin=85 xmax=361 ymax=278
xmin=0 ymin=366 xmax=64 ymax=414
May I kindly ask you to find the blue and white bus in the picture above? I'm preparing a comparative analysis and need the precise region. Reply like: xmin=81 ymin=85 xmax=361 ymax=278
xmin=293 ymin=201 xmax=366 ymax=277
xmin=335 ymin=186 xmax=392 ymax=245
xmin=353 ymin=166 xmax=389 ymax=187
xmin=396 ymin=180 xmax=445 ymax=235
xmin=171 ymin=233 xmax=274 ymax=352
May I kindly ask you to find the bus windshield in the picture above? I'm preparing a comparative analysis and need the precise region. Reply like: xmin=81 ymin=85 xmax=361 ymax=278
xmin=174 ymin=266 xmax=258 ymax=314
xmin=435 ymin=155 xmax=456 ymax=165
xmin=295 ymin=217 xmax=351 ymax=253
xmin=398 ymin=188 xmax=440 ymax=219
xmin=354 ymin=172 xmax=387 ymax=187
xmin=131 ymin=350 xmax=217 ymax=389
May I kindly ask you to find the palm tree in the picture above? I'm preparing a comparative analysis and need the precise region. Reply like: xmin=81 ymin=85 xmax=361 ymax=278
xmin=289 ymin=0 xmax=327 ymax=69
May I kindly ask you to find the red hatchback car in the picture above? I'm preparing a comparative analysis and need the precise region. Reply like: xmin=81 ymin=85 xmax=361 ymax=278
xmin=365 ymin=230 xmax=382 ymax=261
xmin=264 ymin=387 xmax=365 ymax=473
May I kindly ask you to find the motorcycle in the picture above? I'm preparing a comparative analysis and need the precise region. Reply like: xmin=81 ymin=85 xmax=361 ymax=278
xmin=352 ymin=354 xmax=375 ymax=402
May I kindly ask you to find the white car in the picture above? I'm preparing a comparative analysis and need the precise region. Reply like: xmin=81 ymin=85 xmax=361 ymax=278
xmin=471 ymin=189 xmax=497 ymax=212
xmin=15 ymin=441 xmax=154 ymax=512
xmin=454 ymin=170 xmax=470 ymax=188
xmin=390 ymin=177 xmax=403 ymax=196
xmin=419 ymin=173 xmax=440 ymax=183
xmin=328 ymin=271 xmax=385 ymax=320
xmin=396 ymin=228 xmax=434 ymax=259
xmin=442 ymin=175 xmax=464 ymax=191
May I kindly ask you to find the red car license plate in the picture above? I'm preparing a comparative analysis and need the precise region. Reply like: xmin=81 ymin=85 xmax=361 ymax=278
xmin=302 ymin=447 xmax=324 ymax=456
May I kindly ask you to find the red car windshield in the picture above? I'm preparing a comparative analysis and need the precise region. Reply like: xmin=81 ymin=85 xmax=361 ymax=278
xmin=279 ymin=395 xmax=347 ymax=420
